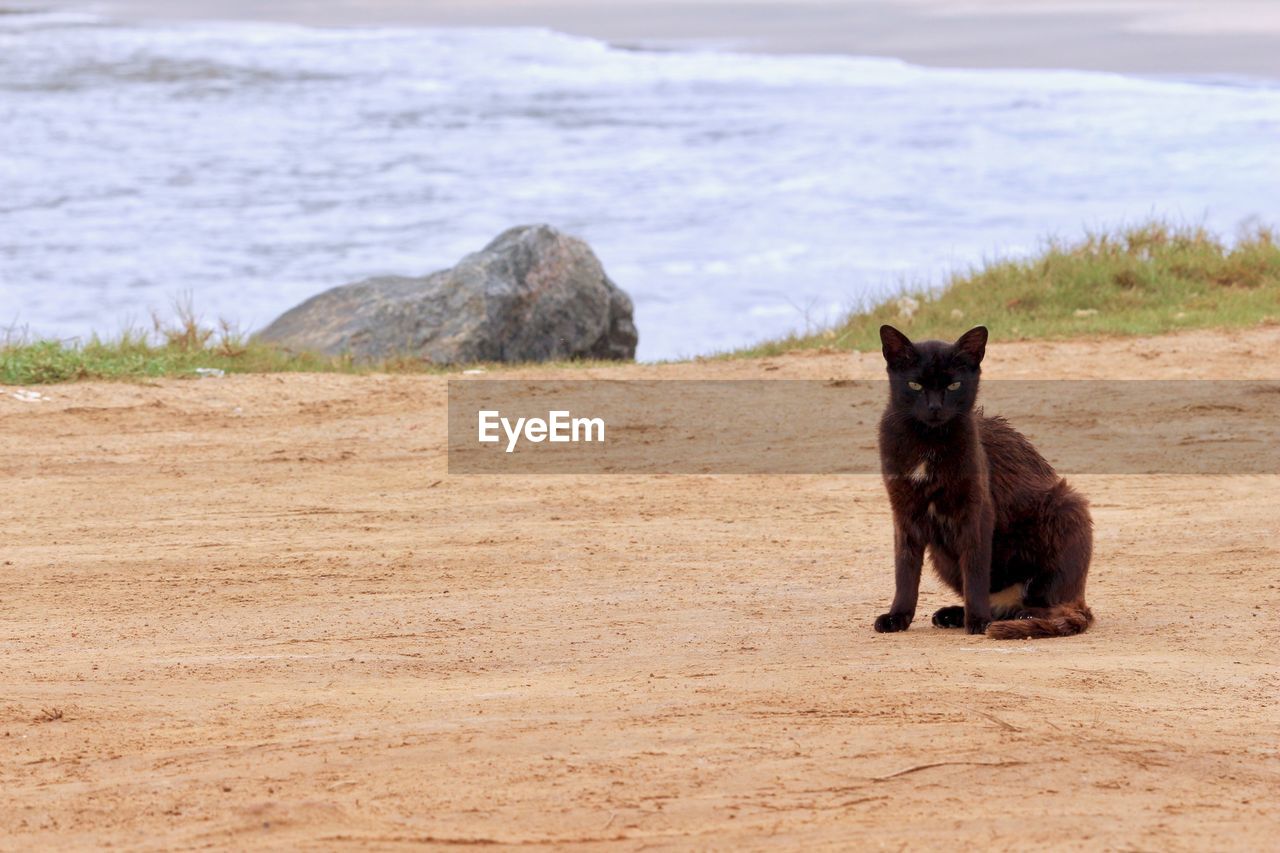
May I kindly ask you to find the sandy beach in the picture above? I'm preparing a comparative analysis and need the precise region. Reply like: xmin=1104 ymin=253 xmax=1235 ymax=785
xmin=60 ymin=0 xmax=1280 ymax=76
xmin=2 ymin=328 xmax=1278 ymax=847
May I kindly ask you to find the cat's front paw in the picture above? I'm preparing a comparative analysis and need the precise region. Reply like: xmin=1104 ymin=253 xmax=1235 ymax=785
xmin=964 ymin=613 xmax=991 ymax=635
xmin=875 ymin=612 xmax=912 ymax=633
xmin=932 ymin=605 xmax=965 ymax=628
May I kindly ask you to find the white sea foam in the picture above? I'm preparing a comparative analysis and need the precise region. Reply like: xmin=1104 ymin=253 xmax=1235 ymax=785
xmin=1 ymin=11 xmax=1277 ymax=358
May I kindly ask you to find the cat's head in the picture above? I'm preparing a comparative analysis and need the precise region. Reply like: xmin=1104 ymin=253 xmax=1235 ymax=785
xmin=879 ymin=325 xmax=987 ymax=427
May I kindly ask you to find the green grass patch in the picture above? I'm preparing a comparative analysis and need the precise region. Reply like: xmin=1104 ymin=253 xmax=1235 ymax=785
xmin=734 ymin=221 xmax=1280 ymax=357
xmin=1 ymin=334 xmax=373 ymax=385
xmin=0 ymin=304 xmax=450 ymax=385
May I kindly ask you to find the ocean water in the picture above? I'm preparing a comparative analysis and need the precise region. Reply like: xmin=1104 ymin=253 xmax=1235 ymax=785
xmin=1 ymin=9 xmax=1277 ymax=360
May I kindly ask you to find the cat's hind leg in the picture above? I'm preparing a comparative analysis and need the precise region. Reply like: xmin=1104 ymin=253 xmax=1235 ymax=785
xmin=987 ymin=492 xmax=1094 ymax=639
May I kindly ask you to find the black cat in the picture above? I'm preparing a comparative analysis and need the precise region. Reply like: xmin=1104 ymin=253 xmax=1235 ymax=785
xmin=873 ymin=325 xmax=1094 ymax=639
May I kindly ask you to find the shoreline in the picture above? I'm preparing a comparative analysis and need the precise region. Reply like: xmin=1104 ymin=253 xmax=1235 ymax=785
xmin=52 ymin=0 xmax=1280 ymax=78
xmin=4 ymin=221 xmax=1278 ymax=383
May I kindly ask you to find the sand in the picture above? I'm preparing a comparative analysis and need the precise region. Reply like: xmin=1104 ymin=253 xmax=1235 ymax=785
xmin=51 ymin=0 xmax=1280 ymax=76
xmin=2 ymin=327 xmax=1278 ymax=848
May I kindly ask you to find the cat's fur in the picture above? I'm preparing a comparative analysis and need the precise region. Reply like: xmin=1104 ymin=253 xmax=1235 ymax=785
xmin=872 ymin=325 xmax=1093 ymax=639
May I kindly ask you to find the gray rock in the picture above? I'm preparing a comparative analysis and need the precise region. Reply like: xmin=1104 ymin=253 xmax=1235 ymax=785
xmin=257 ymin=225 xmax=637 ymax=363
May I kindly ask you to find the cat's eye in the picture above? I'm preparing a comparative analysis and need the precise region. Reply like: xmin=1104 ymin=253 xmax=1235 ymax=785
xmin=947 ymin=381 xmax=961 ymax=391
xmin=907 ymin=381 xmax=922 ymax=391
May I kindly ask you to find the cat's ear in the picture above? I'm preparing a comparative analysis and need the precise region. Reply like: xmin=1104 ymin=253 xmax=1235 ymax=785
xmin=879 ymin=325 xmax=918 ymax=369
xmin=953 ymin=326 xmax=988 ymax=366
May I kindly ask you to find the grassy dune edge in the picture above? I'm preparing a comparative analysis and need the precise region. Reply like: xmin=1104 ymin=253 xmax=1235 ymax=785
xmin=737 ymin=222 xmax=1280 ymax=357
xmin=4 ymin=222 xmax=1278 ymax=385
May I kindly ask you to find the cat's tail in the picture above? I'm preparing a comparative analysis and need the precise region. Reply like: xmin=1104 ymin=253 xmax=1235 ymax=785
xmin=987 ymin=601 xmax=1093 ymax=640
